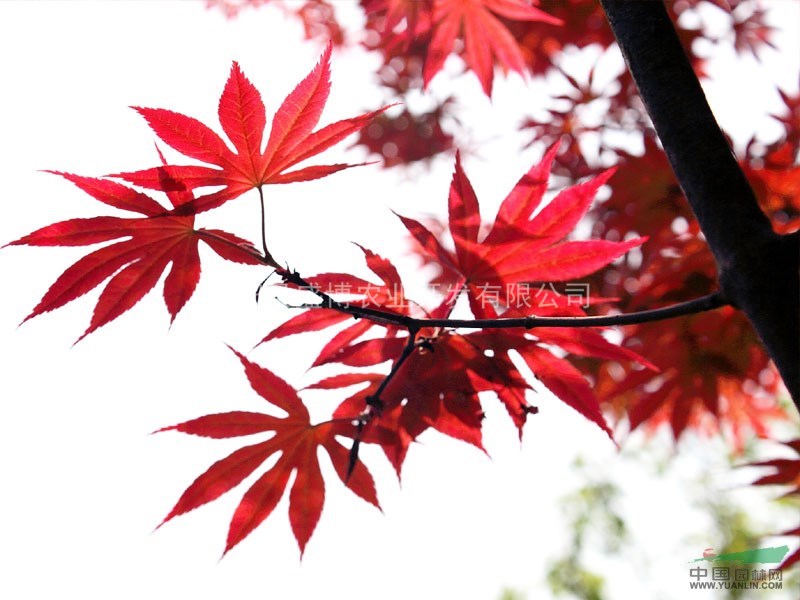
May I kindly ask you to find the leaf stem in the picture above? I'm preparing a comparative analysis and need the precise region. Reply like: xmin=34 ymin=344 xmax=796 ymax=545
xmin=257 ymin=186 xmax=269 ymax=258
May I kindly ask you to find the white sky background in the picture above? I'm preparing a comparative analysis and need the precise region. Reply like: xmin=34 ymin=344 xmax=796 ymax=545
xmin=0 ymin=1 xmax=798 ymax=599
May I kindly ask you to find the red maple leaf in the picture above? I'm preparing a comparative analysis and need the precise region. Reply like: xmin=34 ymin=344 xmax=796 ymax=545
xmin=362 ymin=0 xmax=434 ymax=49
xmin=748 ymin=439 xmax=800 ymax=569
xmin=729 ymin=6 xmax=776 ymax=57
xmin=398 ymin=143 xmax=646 ymax=319
xmin=312 ymin=329 xmax=530 ymax=475
xmin=477 ymin=321 xmax=653 ymax=438
xmin=313 ymin=321 xmax=650 ymax=473
xmin=158 ymin=348 xmax=379 ymax=555
xmin=114 ymin=43 xmax=388 ymax=214
xmin=424 ymin=0 xmax=562 ymax=95
xmin=577 ymin=130 xmax=789 ymax=450
xmin=389 ymin=145 xmax=647 ymax=437
xmin=300 ymin=148 xmax=649 ymax=450
xmin=361 ymin=0 xmax=434 ymax=97
xmin=6 ymin=172 xmax=263 ymax=341
xmin=745 ymin=141 xmax=800 ymax=235
xmin=750 ymin=439 xmax=800 ymax=496
xmin=508 ymin=0 xmax=613 ymax=76
xmin=596 ymin=135 xmax=685 ymax=243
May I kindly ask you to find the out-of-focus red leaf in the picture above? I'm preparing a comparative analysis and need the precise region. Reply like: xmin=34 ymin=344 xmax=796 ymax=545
xmin=424 ymin=0 xmax=561 ymax=95
xmin=750 ymin=439 xmax=800 ymax=495
xmin=356 ymin=105 xmax=455 ymax=168
xmin=747 ymin=440 xmax=800 ymax=569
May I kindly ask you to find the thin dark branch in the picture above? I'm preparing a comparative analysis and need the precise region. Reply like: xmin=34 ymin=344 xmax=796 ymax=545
xmin=280 ymin=269 xmax=413 ymax=327
xmin=347 ymin=329 xmax=420 ymax=479
xmin=404 ymin=293 xmax=726 ymax=329
xmin=371 ymin=330 xmax=420 ymax=402
xmin=600 ymin=0 xmax=799 ymax=406
xmin=279 ymin=268 xmax=728 ymax=331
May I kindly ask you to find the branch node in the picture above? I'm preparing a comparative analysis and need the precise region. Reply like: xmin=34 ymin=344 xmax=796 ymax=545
xmin=418 ymin=338 xmax=434 ymax=352
xmin=365 ymin=395 xmax=385 ymax=413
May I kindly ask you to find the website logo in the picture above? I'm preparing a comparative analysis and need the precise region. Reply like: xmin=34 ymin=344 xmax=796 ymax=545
xmin=687 ymin=546 xmax=788 ymax=591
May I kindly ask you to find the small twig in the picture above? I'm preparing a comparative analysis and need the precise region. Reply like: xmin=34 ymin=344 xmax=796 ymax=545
xmin=371 ymin=329 xmax=420 ymax=402
xmin=254 ymin=271 xmax=278 ymax=303
xmin=279 ymin=269 xmax=412 ymax=327
xmin=347 ymin=328 xmax=420 ymax=479
xmin=274 ymin=298 xmax=320 ymax=310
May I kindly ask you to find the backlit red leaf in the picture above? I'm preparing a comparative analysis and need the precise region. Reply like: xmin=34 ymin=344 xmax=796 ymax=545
xmin=424 ymin=0 xmax=561 ymax=95
xmin=7 ymin=174 xmax=263 ymax=339
xmin=116 ymin=46 xmax=389 ymax=214
xmin=160 ymin=349 xmax=380 ymax=555
xmin=521 ymin=344 xmax=613 ymax=440
xmin=399 ymin=151 xmax=642 ymax=310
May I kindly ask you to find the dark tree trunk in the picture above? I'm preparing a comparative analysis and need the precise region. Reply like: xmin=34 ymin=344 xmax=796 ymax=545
xmin=599 ymin=0 xmax=799 ymax=407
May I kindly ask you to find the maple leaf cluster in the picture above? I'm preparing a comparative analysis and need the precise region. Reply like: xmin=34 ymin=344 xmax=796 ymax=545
xmin=7 ymin=44 xmax=385 ymax=338
xmin=289 ymin=0 xmax=796 ymax=450
xmin=213 ymin=1 xmax=786 ymax=172
xmin=581 ymin=84 xmax=800 ymax=447
xmin=352 ymin=0 xmax=778 ymax=169
xmin=260 ymin=144 xmax=648 ymax=476
xmin=6 ymin=0 xmax=797 ymax=562
xmin=170 ymin=142 xmax=650 ymax=554
xmin=5 ymin=47 xmax=387 ymax=555
xmin=6 ymin=44 xmax=654 ymax=555
xmin=207 ymin=0 xmax=345 ymax=45
xmin=582 ymin=134 xmax=791 ymax=450
xmin=190 ymin=0 xmax=798 ymax=556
